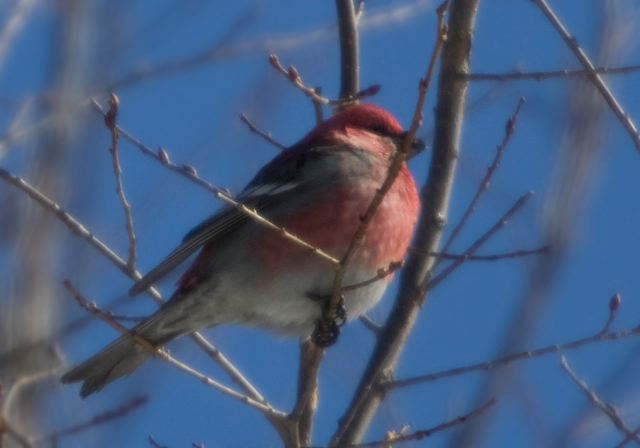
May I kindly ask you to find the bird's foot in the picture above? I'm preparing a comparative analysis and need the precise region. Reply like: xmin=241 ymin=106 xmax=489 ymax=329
xmin=308 ymin=292 xmax=347 ymax=347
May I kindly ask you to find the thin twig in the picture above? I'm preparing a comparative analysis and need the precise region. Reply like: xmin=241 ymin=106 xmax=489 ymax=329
xmin=313 ymin=87 xmax=324 ymax=123
xmin=346 ymin=398 xmax=496 ymax=447
xmin=287 ymin=2 xmax=363 ymax=444
xmin=0 ymin=167 xmax=265 ymax=405
xmin=109 ymin=10 xmax=255 ymax=89
xmin=268 ymin=54 xmax=380 ymax=107
xmin=239 ymin=113 xmax=287 ymax=150
xmin=411 ymin=245 xmax=550 ymax=261
xmin=560 ymin=355 xmax=640 ymax=444
xmin=601 ymin=292 xmax=621 ymax=335
xmin=92 ymin=99 xmax=339 ymax=268
xmin=0 ymin=414 xmax=32 ymax=448
xmin=108 ymin=1 xmax=431 ymax=91
xmin=63 ymin=280 xmax=286 ymax=418
xmin=354 ymin=0 xmax=365 ymax=22
xmin=617 ymin=428 xmax=640 ymax=448
xmin=326 ymin=0 xmax=448 ymax=332
xmin=342 ymin=261 xmax=403 ymax=292
xmin=385 ymin=294 xmax=634 ymax=390
xmin=465 ymin=64 xmax=640 ymax=82
xmin=269 ymin=54 xmax=332 ymax=106
xmin=0 ymin=95 xmax=34 ymax=157
xmin=330 ymin=2 xmax=460 ymax=443
xmin=148 ymin=435 xmax=168 ymax=448
xmin=0 ymin=0 xmax=36 ymax=75
xmin=282 ymin=2 xmax=368 ymax=444
xmin=0 ymin=166 xmax=133 ymax=277
xmin=290 ymin=342 xmax=324 ymax=447
xmin=439 ymin=97 xmax=525 ymax=256
xmin=104 ymin=93 xmax=137 ymax=270
xmin=336 ymin=0 xmax=360 ymax=102
xmin=531 ymin=0 xmax=640 ymax=152
xmin=38 ymin=396 xmax=148 ymax=445
xmin=108 ymin=312 xmax=146 ymax=323
xmin=359 ymin=315 xmax=383 ymax=335
xmin=451 ymin=10 xmax=620 ymax=443
xmin=427 ymin=191 xmax=533 ymax=290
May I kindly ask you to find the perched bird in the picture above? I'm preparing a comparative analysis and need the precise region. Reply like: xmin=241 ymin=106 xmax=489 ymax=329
xmin=62 ymin=104 xmax=423 ymax=397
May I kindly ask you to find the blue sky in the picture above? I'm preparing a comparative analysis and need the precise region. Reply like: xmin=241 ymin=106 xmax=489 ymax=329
xmin=2 ymin=0 xmax=640 ymax=446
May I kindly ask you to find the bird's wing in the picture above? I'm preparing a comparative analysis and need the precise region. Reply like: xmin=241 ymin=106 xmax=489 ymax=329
xmin=129 ymin=145 xmax=359 ymax=296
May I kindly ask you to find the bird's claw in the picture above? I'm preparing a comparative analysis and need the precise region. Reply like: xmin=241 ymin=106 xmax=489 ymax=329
xmin=309 ymin=293 xmax=347 ymax=347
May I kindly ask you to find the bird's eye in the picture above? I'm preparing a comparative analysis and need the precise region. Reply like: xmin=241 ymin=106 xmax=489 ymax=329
xmin=369 ymin=124 xmax=388 ymax=135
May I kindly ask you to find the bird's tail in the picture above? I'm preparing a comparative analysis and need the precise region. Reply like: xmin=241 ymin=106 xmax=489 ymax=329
xmin=61 ymin=305 xmax=188 ymax=397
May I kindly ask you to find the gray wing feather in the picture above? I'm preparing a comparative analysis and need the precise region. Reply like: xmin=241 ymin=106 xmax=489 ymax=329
xmin=128 ymin=208 xmax=246 ymax=295
xmin=128 ymin=145 xmax=362 ymax=296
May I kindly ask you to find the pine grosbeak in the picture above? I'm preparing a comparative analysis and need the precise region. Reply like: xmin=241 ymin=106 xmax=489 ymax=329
xmin=62 ymin=104 xmax=423 ymax=397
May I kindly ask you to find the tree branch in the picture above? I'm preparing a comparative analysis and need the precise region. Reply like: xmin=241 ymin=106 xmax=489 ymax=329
xmin=104 ymin=93 xmax=137 ymax=270
xmin=239 ymin=113 xmax=287 ymax=150
xmin=92 ymin=99 xmax=340 ymax=268
xmin=0 ymin=167 xmax=266 ymax=406
xmin=531 ymin=0 xmax=640 ymax=152
xmin=427 ymin=191 xmax=533 ymax=290
xmin=385 ymin=293 xmax=635 ymax=390
xmin=63 ymin=281 xmax=285 ymax=418
xmin=330 ymin=0 xmax=480 ymax=443
xmin=560 ymin=355 xmax=640 ymax=445
xmin=439 ymin=97 xmax=525 ymax=256
xmin=346 ymin=398 xmax=496 ymax=447
xmin=37 ymin=396 xmax=148 ymax=445
xmin=336 ymin=0 xmax=360 ymax=102
xmin=465 ymin=64 xmax=640 ymax=81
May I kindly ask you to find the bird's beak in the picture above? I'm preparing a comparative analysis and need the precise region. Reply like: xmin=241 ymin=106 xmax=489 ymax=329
xmin=396 ymin=132 xmax=427 ymax=159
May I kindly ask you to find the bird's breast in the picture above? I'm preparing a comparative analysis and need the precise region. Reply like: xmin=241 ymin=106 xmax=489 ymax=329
xmin=253 ymin=169 xmax=419 ymax=273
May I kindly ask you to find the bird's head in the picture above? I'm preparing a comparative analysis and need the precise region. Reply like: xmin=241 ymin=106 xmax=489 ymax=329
xmin=301 ymin=104 xmax=426 ymax=158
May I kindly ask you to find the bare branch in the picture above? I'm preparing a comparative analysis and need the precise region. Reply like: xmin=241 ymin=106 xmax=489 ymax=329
xmin=342 ymin=261 xmax=403 ymax=292
xmin=601 ymin=292 xmax=621 ymax=335
xmin=290 ymin=342 xmax=324 ymax=446
xmin=560 ymin=355 xmax=640 ymax=444
xmin=269 ymin=54 xmax=332 ymax=106
xmin=92 ymin=99 xmax=340 ymax=268
xmin=324 ymin=0 xmax=449 ymax=343
xmin=617 ymin=429 xmax=640 ymax=448
xmin=336 ymin=0 xmax=360 ymax=102
xmin=411 ymin=245 xmax=550 ymax=261
xmin=313 ymin=87 xmax=324 ymax=123
xmin=38 ymin=396 xmax=148 ymax=445
xmin=0 ymin=167 xmax=265 ymax=405
xmin=427 ymin=191 xmax=534 ymax=290
xmin=0 ymin=414 xmax=32 ymax=448
xmin=359 ymin=315 xmax=383 ymax=335
xmin=283 ymin=1 xmax=363 ymax=444
xmin=439 ymin=97 xmax=525 ymax=255
xmin=331 ymin=0 xmax=474 ymax=442
xmin=104 ymin=93 xmax=137 ymax=270
xmin=465 ymin=64 xmax=640 ymax=82
xmin=269 ymin=54 xmax=380 ymax=108
xmin=452 ymin=7 xmax=625 ymax=443
xmin=148 ymin=435 xmax=168 ymax=448
xmin=347 ymin=398 xmax=496 ymax=447
xmin=531 ymin=0 xmax=640 ymax=152
xmin=385 ymin=293 xmax=632 ymax=390
xmin=239 ymin=113 xmax=287 ymax=150
xmin=63 ymin=280 xmax=286 ymax=418
xmin=108 ymin=1 xmax=431 ymax=90
xmin=109 ymin=10 xmax=255 ymax=89
xmin=0 ymin=166 xmax=132 ymax=277
xmin=0 ymin=0 xmax=36 ymax=75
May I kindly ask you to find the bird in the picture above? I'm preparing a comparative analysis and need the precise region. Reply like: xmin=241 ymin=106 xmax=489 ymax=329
xmin=61 ymin=103 xmax=423 ymax=397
